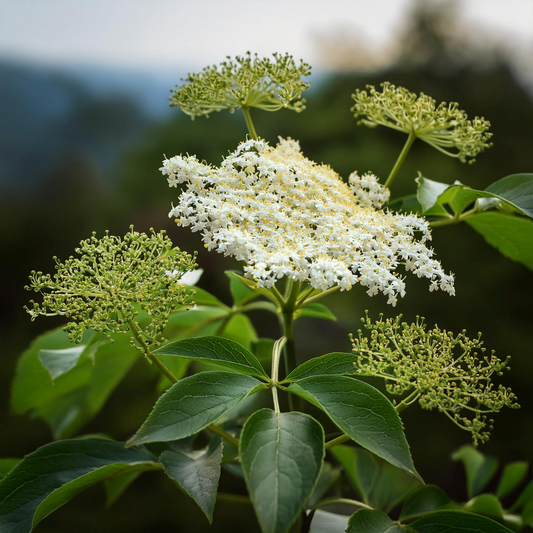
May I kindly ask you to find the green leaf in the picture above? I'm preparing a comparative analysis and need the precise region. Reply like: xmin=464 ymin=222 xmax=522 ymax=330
xmin=284 ymin=352 xmax=356 ymax=382
xmin=387 ymin=194 xmax=423 ymax=214
xmin=161 ymin=435 xmax=223 ymax=523
xmin=453 ymin=446 xmax=499 ymax=499
xmin=297 ymin=303 xmax=337 ymax=321
xmin=523 ymin=499 xmax=533 ymax=525
xmin=496 ymin=461 xmax=529 ymax=500
xmin=11 ymin=327 xmax=139 ymax=439
xmin=38 ymin=340 xmax=98 ymax=381
xmin=410 ymin=510 xmax=514 ymax=532
xmin=252 ymin=338 xmax=276 ymax=362
xmin=512 ymin=479 xmax=533 ymax=512
xmin=103 ymin=471 xmax=142 ymax=506
xmin=465 ymin=494 xmax=504 ymax=520
xmin=466 ymin=212 xmax=533 ymax=270
xmin=309 ymin=510 xmax=349 ymax=533
xmin=185 ymin=285 xmax=228 ymax=307
xmin=127 ymin=371 xmax=266 ymax=446
xmin=240 ymin=409 xmax=324 ymax=533
xmin=220 ymin=313 xmax=258 ymax=350
xmin=165 ymin=306 xmax=227 ymax=334
xmin=330 ymin=446 xmax=376 ymax=503
xmin=154 ymin=357 xmax=190 ymax=393
xmin=330 ymin=446 xmax=419 ymax=513
xmin=153 ymin=336 xmax=268 ymax=380
xmin=0 ymin=459 xmax=20 ymax=480
xmin=346 ymin=509 xmax=406 ymax=533
xmin=307 ymin=462 xmax=342 ymax=508
xmin=0 ymin=439 xmax=159 ymax=533
xmin=12 ymin=327 xmax=92 ymax=414
xmin=289 ymin=376 xmax=420 ymax=481
xmin=485 ymin=174 xmax=533 ymax=218
xmin=417 ymin=176 xmax=456 ymax=213
xmin=417 ymin=175 xmax=533 ymax=219
xmin=225 ymin=270 xmax=259 ymax=305
xmin=400 ymin=485 xmax=452 ymax=520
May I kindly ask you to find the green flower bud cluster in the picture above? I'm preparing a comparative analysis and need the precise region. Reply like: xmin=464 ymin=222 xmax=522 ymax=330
xmin=350 ymin=313 xmax=518 ymax=444
xmin=170 ymin=52 xmax=311 ymax=118
xmin=25 ymin=227 xmax=197 ymax=347
xmin=351 ymin=82 xmax=492 ymax=163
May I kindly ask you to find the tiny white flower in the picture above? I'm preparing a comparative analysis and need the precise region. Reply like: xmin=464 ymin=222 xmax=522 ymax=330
xmin=162 ymin=138 xmax=454 ymax=304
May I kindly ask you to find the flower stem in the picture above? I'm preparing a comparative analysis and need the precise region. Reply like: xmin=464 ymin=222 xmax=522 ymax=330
xmin=280 ymin=281 xmax=302 ymax=411
xmin=127 ymin=319 xmax=179 ymax=384
xmin=242 ymin=107 xmax=258 ymax=139
xmin=395 ymin=389 xmax=420 ymax=413
xmin=385 ymin=132 xmax=416 ymax=188
xmin=297 ymin=285 xmax=340 ymax=308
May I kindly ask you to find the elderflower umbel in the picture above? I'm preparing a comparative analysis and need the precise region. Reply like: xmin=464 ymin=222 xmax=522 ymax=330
xmin=170 ymin=52 xmax=311 ymax=118
xmin=352 ymin=82 xmax=492 ymax=163
xmin=350 ymin=314 xmax=518 ymax=444
xmin=162 ymin=138 xmax=455 ymax=305
xmin=25 ymin=228 xmax=197 ymax=346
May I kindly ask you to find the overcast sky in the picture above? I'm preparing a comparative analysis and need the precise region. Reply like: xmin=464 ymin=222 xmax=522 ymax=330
xmin=0 ymin=0 xmax=532 ymax=72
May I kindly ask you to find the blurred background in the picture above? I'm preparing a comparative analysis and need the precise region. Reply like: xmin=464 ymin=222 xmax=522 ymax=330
xmin=1 ymin=0 xmax=532 ymax=531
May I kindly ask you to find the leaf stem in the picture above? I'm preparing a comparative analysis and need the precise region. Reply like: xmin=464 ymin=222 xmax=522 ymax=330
xmin=385 ymin=132 xmax=416 ymax=189
xmin=324 ymin=434 xmax=351 ymax=449
xmin=429 ymin=206 xmax=478 ymax=227
xmin=207 ymin=423 xmax=240 ymax=448
xmin=312 ymin=497 xmax=373 ymax=511
xmin=242 ymin=107 xmax=258 ymax=139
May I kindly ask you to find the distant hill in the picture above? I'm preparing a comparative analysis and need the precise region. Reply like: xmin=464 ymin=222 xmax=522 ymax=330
xmin=0 ymin=60 xmax=179 ymax=196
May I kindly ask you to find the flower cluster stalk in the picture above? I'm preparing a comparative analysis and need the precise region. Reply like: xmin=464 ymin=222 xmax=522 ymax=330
xmin=385 ymin=132 xmax=416 ymax=188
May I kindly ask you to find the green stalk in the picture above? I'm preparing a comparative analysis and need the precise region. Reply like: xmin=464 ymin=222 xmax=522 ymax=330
xmin=271 ymin=337 xmax=287 ymax=414
xmin=385 ymin=132 xmax=416 ymax=189
xmin=324 ymin=434 xmax=351 ymax=449
xmin=395 ymin=389 xmax=420 ymax=413
xmin=127 ymin=318 xmax=239 ymax=448
xmin=312 ymin=497 xmax=373 ymax=511
xmin=267 ymin=280 xmax=303 ymax=412
xmin=429 ymin=206 xmax=478 ymax=227
xmin=242 ymin=107 xmax=258 ymax=139
xmin=127 ymin=319 xmax=178 ymax=384
xmin=281 ymin=282 xmax=300 ymax=377
xmin=297 ymin=285 xmax=340 ymax=308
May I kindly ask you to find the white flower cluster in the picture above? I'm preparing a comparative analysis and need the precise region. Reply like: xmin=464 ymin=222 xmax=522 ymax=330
xmin=349 ymin=172 xmax=390 ymax=208
xmin=161 ymin=138 xmax=455 ymax=305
